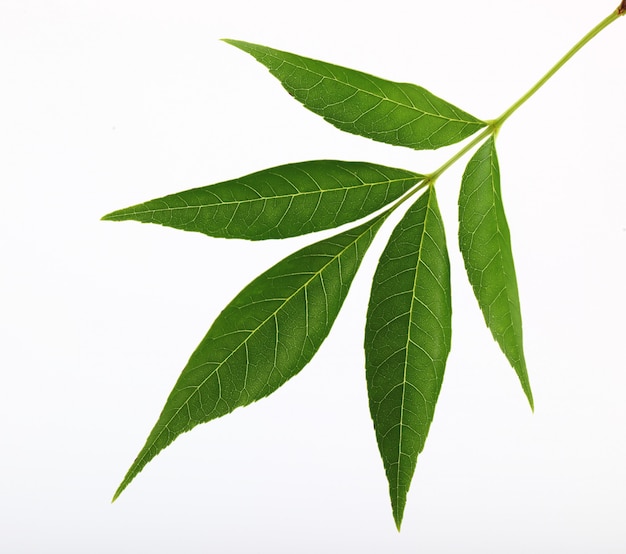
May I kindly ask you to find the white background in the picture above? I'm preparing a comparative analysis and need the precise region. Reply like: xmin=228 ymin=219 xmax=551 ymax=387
xmin=1 ymin=0 xmax=625 ymax=552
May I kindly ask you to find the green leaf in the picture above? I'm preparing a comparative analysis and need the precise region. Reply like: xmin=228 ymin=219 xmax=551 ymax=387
xmin=458 ymin=136 xmax=533 ymax=408
xmin=102 ymin=160 xmax=422 ymax=240
xmin=224 ymin=39 xmax=486 ymax=151
xmin=365 ymin=186 xmax=451 ymax=529
xmin=113 ymin=211 xmax=389 ymax=501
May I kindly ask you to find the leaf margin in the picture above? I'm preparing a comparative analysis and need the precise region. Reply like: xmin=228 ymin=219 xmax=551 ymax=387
xmin=102 ymin=160 xmax=423 ymax=240
xmin=365 ymin=184 xmax=452 ymax=529
xmin=223 ymin=38 xmax=487 ymax=151
xmin=112 ymin=209 xmax=391 ymax=501
xmin=458 ymin=135 xmax=533 ymax=409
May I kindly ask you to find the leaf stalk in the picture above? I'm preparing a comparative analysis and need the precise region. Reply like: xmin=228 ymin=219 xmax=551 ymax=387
xmin=421 ymin=6 xmax=623 ymax=189
xmin=493 ymin=7 xmax=623 ymax=127
xmin=425 ymin=126 xmax=494 ymax=182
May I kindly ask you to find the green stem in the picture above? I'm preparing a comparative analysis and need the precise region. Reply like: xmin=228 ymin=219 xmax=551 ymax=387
xmin=427 ymin=127 xmax=493 ymax=181
xmin=421 ymin=4 xmax=624 ymax=184
xmin=392 ymin=6 xmax=623 ymax=214
xmin=493 ymin=7 xmax=624 ymax=127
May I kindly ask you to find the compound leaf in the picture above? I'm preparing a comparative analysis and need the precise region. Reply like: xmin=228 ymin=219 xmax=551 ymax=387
xmin=102 ymin=160 xmax=421 ymax=240
xmin=458 ymin=136 xmax=533 ymax=408
xmin=365 ymin=186 xmax=451 ymax=529
xmin=113 ymin=210 xmax=389 ymax=501
xmin=224 ymin=39 xmax=485 ymax=151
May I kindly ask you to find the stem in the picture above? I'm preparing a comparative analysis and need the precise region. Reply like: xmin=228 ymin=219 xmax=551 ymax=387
xmin=391 ymin=5 xmax=623 ymax=214
xmin=494 ymin=7 xmax=624 ymax=127
xmin=427 ymin=127 xmax=493 ymax=181
xmin=386 ymin=177 xmax=430 ymax=214
xmin=420 ymin=4 xmax=624 ymax=184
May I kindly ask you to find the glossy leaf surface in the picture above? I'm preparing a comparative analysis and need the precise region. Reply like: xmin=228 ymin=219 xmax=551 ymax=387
xmin=365 ymin=186 xmax=451 ymax=529
xmin=113 ymin=211 xmax=388 ymax=500
xmin=103 ymin=161 xmax=421 ymax=240
xmin=458 ymin=137 xmax=533 ymax=408
xmin=224 ymin=40 xmax=485 ymax=151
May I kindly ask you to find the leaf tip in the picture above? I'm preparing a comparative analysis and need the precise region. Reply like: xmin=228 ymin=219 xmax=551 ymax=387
xmin=518 ymin=368 xmax=534 ymax=412
xmin=392 ymin=498 xmax=407 ymax=532
xmin=221 ymin=38 xmax=246 ymax=50
xmin=111 ymin=488 xmax=122 ymax=504
xmin=101 ymin=207 xmax=133 ymax=222
xmin=525 ymin=387 xmax=535 ymax=413
xmin=220 ymin=39 xmax=262 ymax=59
xmin=111 ymin=472 xmax=134 ymax=503
xmin=394 ymin=517 xmax=403 ymax=532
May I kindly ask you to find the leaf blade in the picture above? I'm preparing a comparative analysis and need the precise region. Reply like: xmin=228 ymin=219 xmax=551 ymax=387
xmin=224 ymin=39 xmax=486 ymax=150
xmin=102 ymin=160 xmax=421 ymax=239
xmin=458 ymin=136 xmax=533 ymax=408
xmin=365 ymin=186 xmax=452 ymax=529
xmin=114 ymin=211 xmax=388 ymax=500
